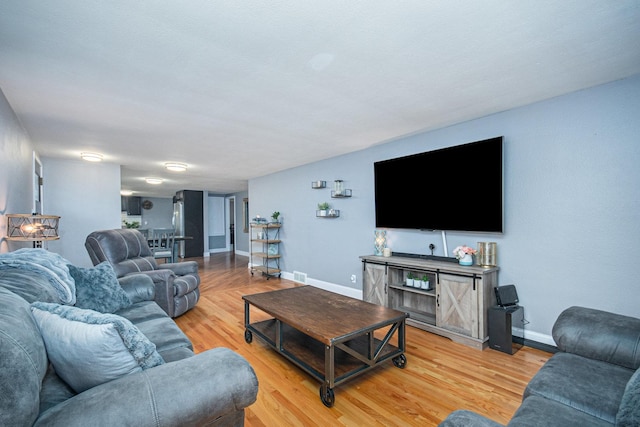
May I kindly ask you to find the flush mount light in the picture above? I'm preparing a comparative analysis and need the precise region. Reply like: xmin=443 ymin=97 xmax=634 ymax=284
xmin=81 ymin=152 xmax=103 ymax=162
xmin=120 ymin=190 xmax=133 ymax=196
xmin=145 ymin=178 xmax=164 ymax=185
xmin=165 ymin=162 xmax=188 ymax=172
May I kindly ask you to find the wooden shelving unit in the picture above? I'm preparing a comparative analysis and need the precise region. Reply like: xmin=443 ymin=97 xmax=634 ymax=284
xmin=250 ymin=223 xmax=281 ymax=279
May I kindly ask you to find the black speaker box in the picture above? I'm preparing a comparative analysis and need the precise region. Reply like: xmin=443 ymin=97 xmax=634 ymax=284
xmin=495 ymin=284 xmax=519 ymax=307
xmin=488 ymin=305 xmax=524 ymax=354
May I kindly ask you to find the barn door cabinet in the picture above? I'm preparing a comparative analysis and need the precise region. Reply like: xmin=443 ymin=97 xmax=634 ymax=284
xmin=360 ymin=255 xmax=499 ymax=349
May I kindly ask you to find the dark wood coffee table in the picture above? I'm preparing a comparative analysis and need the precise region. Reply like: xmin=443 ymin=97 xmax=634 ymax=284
xmin=243 ymin=285 xmax=408 ymax=407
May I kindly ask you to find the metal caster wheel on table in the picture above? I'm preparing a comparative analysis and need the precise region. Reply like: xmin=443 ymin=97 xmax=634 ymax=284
xmin=392 ymin=354 xmax=407 ymax=369
xmin=244 ymin=330 xmax=253 ymax=343
xmin=319 ymin=384 xmax=335 ymax=408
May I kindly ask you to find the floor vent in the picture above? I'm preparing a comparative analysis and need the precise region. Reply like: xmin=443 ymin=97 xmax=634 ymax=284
xmin=293 ymin=271 xmax=307 ymax=284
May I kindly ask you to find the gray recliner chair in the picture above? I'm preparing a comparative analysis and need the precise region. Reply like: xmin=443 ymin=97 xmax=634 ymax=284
xmin=85 ymin=228 xmax=200 ymax=318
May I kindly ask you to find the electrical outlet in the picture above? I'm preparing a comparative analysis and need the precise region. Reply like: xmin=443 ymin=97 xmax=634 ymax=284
xmin=350 ymin=274 xmax=357 ymax=283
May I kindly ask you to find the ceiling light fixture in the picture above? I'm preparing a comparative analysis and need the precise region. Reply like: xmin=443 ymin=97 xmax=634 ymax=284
xmin=120 ymin=190 xmax=133 ymax=196
xmin=80 ymin=152 xmax=103 ymax=162
xmin=145 ymin=178 xmax=164 ymax=185
xmin=165 ymin=162 xmax=188 ymax=172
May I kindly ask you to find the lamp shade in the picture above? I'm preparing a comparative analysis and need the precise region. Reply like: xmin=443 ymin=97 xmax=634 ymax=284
xmin=6 ymin=214 xmax=60 ymax=242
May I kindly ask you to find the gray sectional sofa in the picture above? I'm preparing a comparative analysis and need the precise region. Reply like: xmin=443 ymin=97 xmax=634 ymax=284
xmin=0 ymin=249 xmax=258 ymax=426
xmin=439 ymin=306 xmax=640 ymax=427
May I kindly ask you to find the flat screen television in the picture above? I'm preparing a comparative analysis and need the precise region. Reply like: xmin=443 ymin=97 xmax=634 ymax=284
xmin=374 ymin=137 xmax=503 ymax=232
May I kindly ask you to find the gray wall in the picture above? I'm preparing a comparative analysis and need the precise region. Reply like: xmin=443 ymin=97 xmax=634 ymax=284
xmin=0 ymin=87 xmax=122 ymax=265
xmin=249 ymin=74 xmax=640 ymax=345
xmin=43 ymin=157 xmax=122 ymax=267
xmin=0 ymin=88 xmax=35 ymax=253
xmin=140 ymin=197 xmax=174 ymax=229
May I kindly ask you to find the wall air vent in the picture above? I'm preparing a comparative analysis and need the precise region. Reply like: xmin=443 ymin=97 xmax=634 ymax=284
xmin=293 ymin=271 xmax=307 ymax=284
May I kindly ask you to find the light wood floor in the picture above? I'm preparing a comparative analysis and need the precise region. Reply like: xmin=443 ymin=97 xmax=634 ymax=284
xmin=174 ymin=253 xmax=552 ymax=427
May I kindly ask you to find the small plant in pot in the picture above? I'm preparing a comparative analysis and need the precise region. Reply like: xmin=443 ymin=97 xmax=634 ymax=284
xmin=317 ymin=202 xmax=330 ymax=217
xmin=421 ymin=275 xmax=430 ymax=290
xmin=271 ymin=211 xmax=280 ymax=223
xmin=406 ymin=272 xmax=415 ymax=287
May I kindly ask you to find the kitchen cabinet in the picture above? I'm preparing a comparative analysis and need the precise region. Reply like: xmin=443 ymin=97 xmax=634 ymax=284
xmin=121 ymin=196 xmax=142 ymax=215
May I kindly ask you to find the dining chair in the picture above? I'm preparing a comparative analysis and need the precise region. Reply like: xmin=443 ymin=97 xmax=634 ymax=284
xmin=150 ymin=228 xmax=176 ymax=263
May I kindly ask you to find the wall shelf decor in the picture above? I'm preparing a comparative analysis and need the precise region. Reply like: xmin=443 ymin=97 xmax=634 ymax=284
xmin=331 ymin=180 xmax=352 ymax=198
xmin=331 ymin=189 xmax=352 ymax=198
xmin=316 ymin=209 xmax=340 ymax=218
xmin=311 ymin=181 xmax=326 ymax=189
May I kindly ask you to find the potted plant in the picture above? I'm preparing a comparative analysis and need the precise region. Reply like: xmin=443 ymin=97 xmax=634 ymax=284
xmin=453 ymin=245 xmax=477 ymax=266
xmin=317 ymin=202 xmax=330 ymax=217
xmin=406 ymin=272 xmax=415 ymax=287
xmin=271 ymin=211 xmax=280 ymax=223
xmin=420 ymin=274 xmax=430 ymax=290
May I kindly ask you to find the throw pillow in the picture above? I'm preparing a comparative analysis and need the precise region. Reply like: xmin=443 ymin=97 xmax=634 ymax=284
xmin=68 ymin=262 xmax=131 ymax=313
xmin=30 ymin=302 xmax=164 ymax=393
xmin=616 ymin=367 xmax=640 ymax=427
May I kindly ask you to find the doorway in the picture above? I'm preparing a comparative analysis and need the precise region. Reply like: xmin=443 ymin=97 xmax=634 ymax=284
xmin=227 ymin=196 xmax=236 ymax=252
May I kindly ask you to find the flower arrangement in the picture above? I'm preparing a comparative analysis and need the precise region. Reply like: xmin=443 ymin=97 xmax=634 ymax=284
xmin=453 ymin=245 xmax=477 ymax=260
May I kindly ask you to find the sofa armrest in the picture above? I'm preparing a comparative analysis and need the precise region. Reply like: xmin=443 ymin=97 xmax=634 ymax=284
xmin=438 ymin=410 xmax=504 ymax=427
xmin=34 ymin=348 xmax=258 ymax=427
xmin=158 ymin=261 xmax=199 ymax=278
xmin=118 ymin=274 xmax=155 ymax=303
xmin=126 ymin=269 xmax=175 ymax=316
xmin=553 ymin=306 xmax=640 ymax=370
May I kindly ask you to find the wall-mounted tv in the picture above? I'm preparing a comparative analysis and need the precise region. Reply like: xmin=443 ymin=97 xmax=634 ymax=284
xmin=374 ymin=137 xmax=503 ymax=232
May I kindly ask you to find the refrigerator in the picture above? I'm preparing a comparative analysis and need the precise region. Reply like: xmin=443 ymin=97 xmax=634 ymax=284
xmin=173 ymin=190 xmax=204 ymax=258
xmin=172 ymin=197 xmax=185 ymax=258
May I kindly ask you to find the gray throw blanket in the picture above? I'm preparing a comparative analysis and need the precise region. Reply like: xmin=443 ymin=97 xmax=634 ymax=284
xmin=0 ymin=248 xmax=76 ymax=304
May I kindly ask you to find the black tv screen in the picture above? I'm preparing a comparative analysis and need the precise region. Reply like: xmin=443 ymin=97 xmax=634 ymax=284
xmin=374 ymin=137 xmax=503 ymax=232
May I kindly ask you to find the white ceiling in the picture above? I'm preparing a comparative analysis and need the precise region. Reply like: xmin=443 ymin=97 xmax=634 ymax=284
xmin=1 ymin=1 xmax=639 ymax=197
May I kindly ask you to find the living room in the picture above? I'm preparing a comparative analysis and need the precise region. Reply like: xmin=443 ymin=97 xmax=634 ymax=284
xmin=3 ymin=74 xmax=636 ymax=347
xmin=1 ymin=2 xmax=639 ymax=426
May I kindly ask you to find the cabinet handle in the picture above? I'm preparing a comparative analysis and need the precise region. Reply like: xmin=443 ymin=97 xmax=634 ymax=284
xmin=436 ymin=294 xmax=439 ymax=306
xmin=384 ymin=283 xmax=387 ymax=294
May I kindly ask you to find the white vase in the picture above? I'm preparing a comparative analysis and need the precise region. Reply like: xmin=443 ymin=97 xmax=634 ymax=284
xmin=459 ymin=253 xmax=473 ymax=266
xmin=406 ymin=278 xmax=414 ymax=287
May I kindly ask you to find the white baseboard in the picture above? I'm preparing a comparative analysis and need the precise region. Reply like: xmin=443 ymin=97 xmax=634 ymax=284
xmin=209 ymin=248 xmax=228 ymax=254
xmin=280 ymin=271 xmax=362 ymax=299
xmin=523 ymin=329 xmax=554 ymax=346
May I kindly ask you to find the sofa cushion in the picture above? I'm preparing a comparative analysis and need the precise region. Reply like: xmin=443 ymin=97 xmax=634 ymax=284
xmin=0 ymin=288 xmax=48 ymax=427
xmin=553 ymin=306 xmax=640 ymax=370
xmin=69 ymin=262 xmax=131 ymax=313
xmin=31 ymin=302 xmax=164 ymax=393
xmin=525 ymin=352 xmax=633 ymax=424
xmin=38 ymin=364 xmax=75 ymax=413
xmin=509 ymin=395 xmax=612 ymax=427
xmin=616 ymin=367 xmax=640 ymax=427
xmin=115 ymin=300 xmax=193 ymax=353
